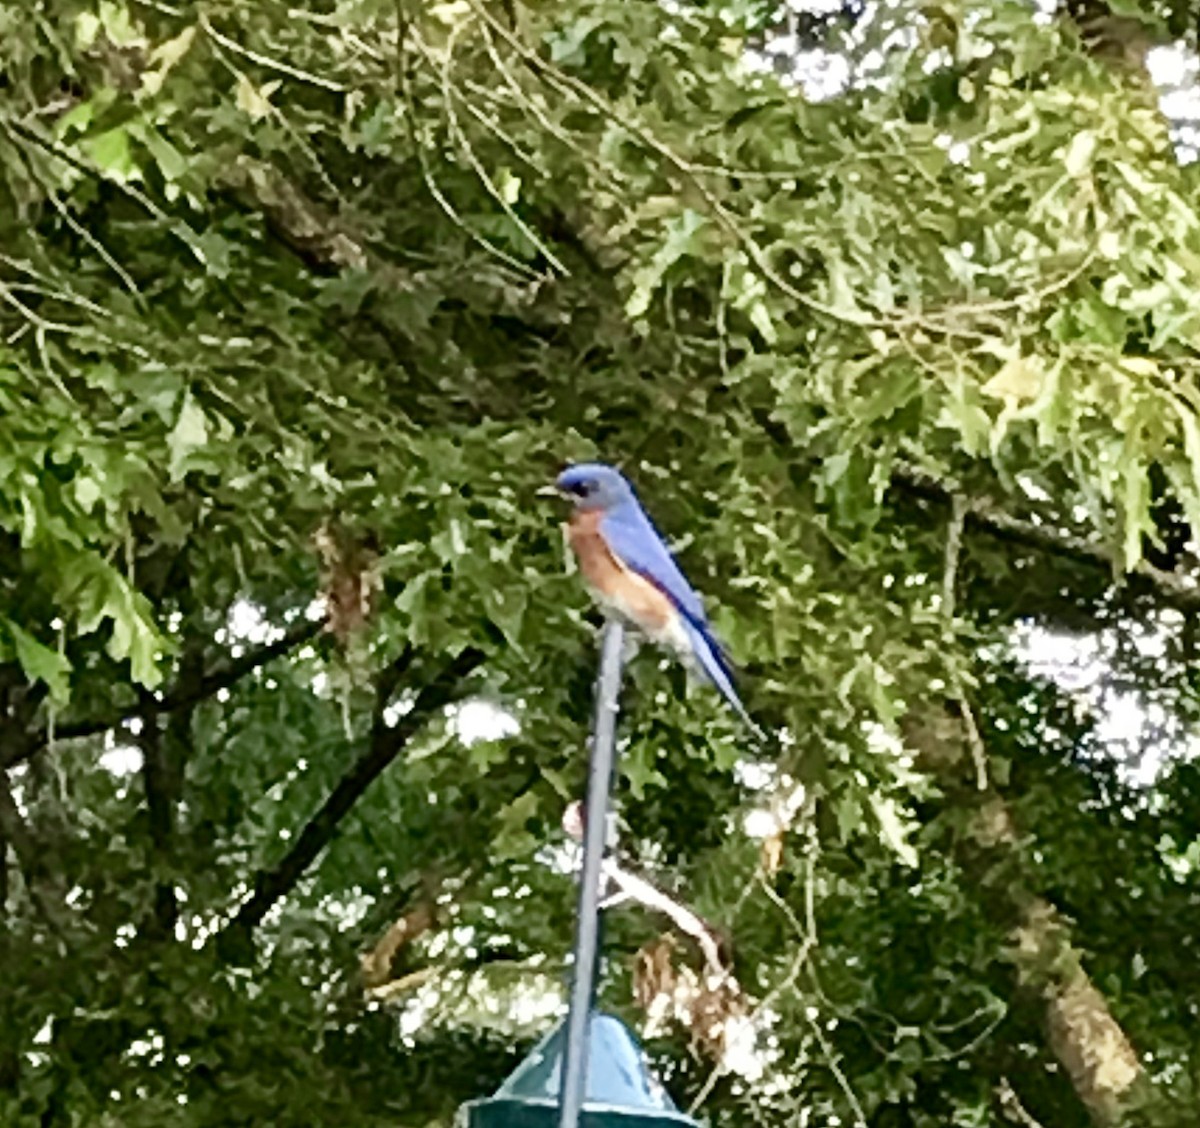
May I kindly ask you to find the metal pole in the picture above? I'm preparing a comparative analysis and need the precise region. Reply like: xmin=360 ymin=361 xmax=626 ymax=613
xmin=558 ymin=620 xmax=626 ymax=1128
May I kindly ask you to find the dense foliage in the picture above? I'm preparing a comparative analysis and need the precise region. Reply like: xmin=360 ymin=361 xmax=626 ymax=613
xmin=3 ymin=0 xmax=1200 ymax=1124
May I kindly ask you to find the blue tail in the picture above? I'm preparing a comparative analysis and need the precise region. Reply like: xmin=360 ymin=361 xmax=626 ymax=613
xmin=680 ymin=617 xmax=766 ymax=742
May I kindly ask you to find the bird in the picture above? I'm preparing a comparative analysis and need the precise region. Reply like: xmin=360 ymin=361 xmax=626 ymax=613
xmin=554 ymin=462 xmax=764 ymax=740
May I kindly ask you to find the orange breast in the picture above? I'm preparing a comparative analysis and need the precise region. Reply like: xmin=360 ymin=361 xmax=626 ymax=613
xmin=567 ymin=510 xmax=675 ymax=631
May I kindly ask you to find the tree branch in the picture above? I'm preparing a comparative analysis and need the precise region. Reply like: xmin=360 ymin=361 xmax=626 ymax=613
xmin=891 ymin=465 xmax=1200 ymax=612
xmin=904 ymin=703 xmax=1142 ymax=1124
xmin=137 ymin=634 xmax=204 ymax=942
xmin=562 ymin=800 xmax=732 ymax=981
xmin=3 ymin=617 xmax=323 ymax=770
xmin=941 ymin=495 xmax=988 ymax=791
xmin=137 ymin=690 xmax=176 ymax=940
xmin=373 ymin=644 xmax=416 ymax=719
xmin=747 ymin=408 xmax=1200 ymax=614
xmin=220 ymin=156 xmax=371 ymax=273
xmin=181 ymin=618 xmax=325 ymax=715
xmin=224 ymin=646 xmax=485 ymax=940
xmin=1023 ymin=900 xmax=1142 ymax=1124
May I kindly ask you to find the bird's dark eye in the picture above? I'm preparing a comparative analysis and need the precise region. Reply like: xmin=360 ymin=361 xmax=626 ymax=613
xmin=573 ymin=481 xmax=592 ymax=497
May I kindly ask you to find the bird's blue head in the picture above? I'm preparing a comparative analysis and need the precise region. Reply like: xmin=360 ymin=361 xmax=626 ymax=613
xmin=555 ymin=463 xmax=635 ymax=513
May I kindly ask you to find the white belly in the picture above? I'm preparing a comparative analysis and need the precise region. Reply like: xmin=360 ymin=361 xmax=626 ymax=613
xmin=586 ymin=584 xmax=695 ymax=665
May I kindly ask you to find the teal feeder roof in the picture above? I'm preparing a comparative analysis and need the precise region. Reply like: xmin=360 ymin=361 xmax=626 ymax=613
xmin=459 ymin=1012 xmax=700 ymax=1128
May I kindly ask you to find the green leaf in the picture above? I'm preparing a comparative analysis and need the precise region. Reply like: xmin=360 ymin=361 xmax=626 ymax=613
xmin=835 ymin=792 xmax=863 ymax=842
xmin=68 ymin=560 xmax=166 ymax=687
xmin=104 ymin=591 xmax=164 ymax=687
xmin=98 ymin=0 xmax=145 ymax=47
xmin=547 ymin=16 xmax=602 ymax=63
xmin=167 ymin=392 xmax=209 ymax=482
xmin=236 ymin=75 xmax=281 ymax=121
xmin=189 ymin=231 xmax=233 ymax=277
xmin=623 ymin=740 xmax=667 ymax=800
xmin=855 ymin=368 xmax=920 ymax=426
xmin=7 ymin=620 xmax=71 ymax=704
xmin=83 ymin=127 xmax=136 ymax=180
xmin=981 ymin=353 xmax=1044 ymax=403
xmin=57 ymin=98 xmax=96 ymax=135
xmin=492 ymin=791 xmax=541 ymax=861
xmin=1062 ymin=130 xmax=1096 ymax=177
xmin=1118 ymin=444 xmax=1149 ymax=572
xmin=625 ymin=209 xmax=707 ymax=318
xmin=138 ymin=126 xmax=189 ymax=181
xmin=485 ymin=586 xmax=527 ymax=651
xmin=140 ymin=25 xmax=197 ymax=96
xmin=870 ymin=795 xmax=919 ymax=867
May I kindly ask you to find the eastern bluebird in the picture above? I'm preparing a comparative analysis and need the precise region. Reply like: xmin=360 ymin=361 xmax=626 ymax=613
xmin=555 ymin=462 xmax=764 ymax=740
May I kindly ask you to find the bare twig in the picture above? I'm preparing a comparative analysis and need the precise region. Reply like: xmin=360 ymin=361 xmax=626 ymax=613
xmin=0 ymin=278 xmax=83 ymax=338
xmin=364 ymin=965 xmax=441 ymax=1001
xmin=942 ymin=494 xmax=966 ymax=615
xmin=45 ymin=192 xmax=140 ymax=296
xmin=418 ymin=24 xmax=568 ymax=275
xmin=197 ymin=13 xmax=347 ymax=92
xmin=609 ymin=860 xmax=725 ymax=977
xmin=468 ymin=0 xmax=877 ymax=327
xmin=997 ymin=1077 xmax=1049 ymax=1128
xmin=3 ymin=119 xmax=202 ymax=285
xmin=958 ymin=696 xmax=990 ymax=793
xmin=399 ymin=23 xmax=544 ymax=283
xmin=562 ymin=799 xmax=729 ymax=979
xmin=688 ymin=836 xmax=820 ymax=1115
xmin=471 ymin=34 xmax=627 ymax=193
xmin=803 ymin=1003 xmax=869 ymax=1128
xmin=361 ymin=898 xmax=438 ymax=988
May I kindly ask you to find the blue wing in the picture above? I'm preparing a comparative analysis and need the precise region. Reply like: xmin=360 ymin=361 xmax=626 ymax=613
xmin=680 ymin=618 xmax=766 ymax=742
xmin=600 ymin=501 xmax=765 ymax=741
xmin=598 ymin=501 xmax=708 ymax=624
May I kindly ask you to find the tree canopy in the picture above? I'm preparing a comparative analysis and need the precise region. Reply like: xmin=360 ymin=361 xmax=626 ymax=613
xmin=3 ymin=0 xmax=1200 ymax=1125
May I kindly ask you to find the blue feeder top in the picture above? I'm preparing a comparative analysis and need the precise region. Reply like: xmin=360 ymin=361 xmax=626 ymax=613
xmin=483 ymin=1011 xmax=696 ymax=1121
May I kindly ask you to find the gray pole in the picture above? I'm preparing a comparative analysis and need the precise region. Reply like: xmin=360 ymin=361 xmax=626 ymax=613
xmin=558 ymin=620 xmax=626 ymax=1128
